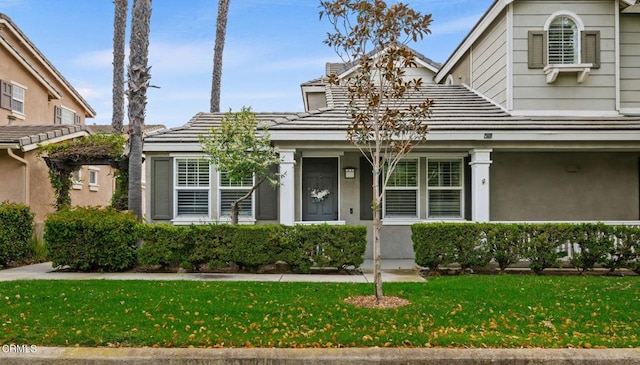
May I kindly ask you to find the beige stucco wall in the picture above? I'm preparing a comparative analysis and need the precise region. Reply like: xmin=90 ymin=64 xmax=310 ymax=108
xmin=70 ymin=165 xmax=116 ymax=208
xmin=490 ymin=151 xmax=639 ymax=221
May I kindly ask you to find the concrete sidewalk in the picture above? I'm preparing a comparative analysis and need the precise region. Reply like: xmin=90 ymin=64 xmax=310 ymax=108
xmin=0 ymin=260 xmax=425 ymax=283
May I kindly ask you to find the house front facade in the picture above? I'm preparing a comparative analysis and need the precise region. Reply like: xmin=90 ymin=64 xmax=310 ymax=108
xmin=144 ymin=0 xmax=640 ymax=260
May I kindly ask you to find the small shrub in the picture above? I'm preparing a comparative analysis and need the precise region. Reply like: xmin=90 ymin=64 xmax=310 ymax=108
xmin=486 ymin=224 xmax=524 ymax=273
xmin=44 ymin=207 xmax=138 ymax=272
xmin=569 ymin=223 xmax=615 ymax=272
xmin=0 ymin=202 xmax=34 ymax=268
xmin=523 ymin=224 xmax=570 ymax=274
xmin=292 ymin=225 xmax=366 ymax=271
xmin=602 ymin=226 xmax=640 ymax=272
xmin=138 ymin=224 xmax=189 ymax=268
xmin=451 ymin=224 xmax=491 ymax=272
xmin=412 ymin=223 xmax=456 ymax=272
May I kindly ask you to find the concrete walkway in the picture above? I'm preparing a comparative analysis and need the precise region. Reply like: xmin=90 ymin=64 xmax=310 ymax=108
xmin=0 ymin=260 xmax=425 ymax=283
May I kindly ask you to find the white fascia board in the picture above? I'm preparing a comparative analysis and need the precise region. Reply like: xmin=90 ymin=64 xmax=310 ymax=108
xmin=22 ymin=131 xmax=89 ymax=152
xmin=143 ymin=143 xmax=204 ymax=152
xmin=270 ymin=131 xmax=348 ymax=141
xmin=0 ymin=143 xmax=20 ymax=149
xmin=435 ymin=0 xmax=507 ymax=83
xmin=510 ymin=110 xmax=622 ymax=117
xmin=427 ymin=130 xmax=640 ymax=142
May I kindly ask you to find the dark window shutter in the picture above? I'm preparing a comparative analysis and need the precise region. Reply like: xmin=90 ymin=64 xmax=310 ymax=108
xmin=151 ymin=157 xmax=173 ymax=220
xmin=528 ymin=30 xmax=547 ymax=69
xmin=464 ymin=156 xmax=472 ymax=221
xmin=359 ymin=156 xmax=373 ymax=220
xmin=255 ymin=164 xmax=278 ymax=220
xmin=53 ymin=106 xmax=62 ymax=124
xmin=0 ymin=80 xmax=12 ymax=110
xmin=74 ymin=113 xmax=81 ymax=125
xmin=582 ymin=30 xmax=600 ymax=69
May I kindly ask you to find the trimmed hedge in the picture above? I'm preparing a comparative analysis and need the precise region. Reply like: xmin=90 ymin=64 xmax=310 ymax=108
xmin=44 ymin=207 xmax=139 ymax=272
xmin=0 ymin=202 xmax=34 ymax=268
xmin=412 ymin=222 xmax=640 ymax=274
xmin=138 ymin=224 xmax=367 ymax=273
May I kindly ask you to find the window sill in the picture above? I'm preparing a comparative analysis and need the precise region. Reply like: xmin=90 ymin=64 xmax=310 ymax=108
xmin=11 ymin=112 xmax=25 ymax=120
xmin=72 ymin=183 xmax=82 ymax=190
xmin=89 ymin=185 xmax=99 ymax=192
xmin=171 ymin=217 xmax=257 ymax=225
xmin=383 ymin=217 xmax=467 ymax=226
xmin=543 ymin=63 xmax=592 ymax=84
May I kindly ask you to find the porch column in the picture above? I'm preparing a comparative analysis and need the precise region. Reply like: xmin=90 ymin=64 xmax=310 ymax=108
xmin=469 ymin=149 xmax=493 ymax=222
xmin=279 ymin=149 xmax=296 ymax=225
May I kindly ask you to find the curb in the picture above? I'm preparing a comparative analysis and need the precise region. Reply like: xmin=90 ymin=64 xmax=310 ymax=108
xmin=1 ymin=347 xmax=639 ymax=364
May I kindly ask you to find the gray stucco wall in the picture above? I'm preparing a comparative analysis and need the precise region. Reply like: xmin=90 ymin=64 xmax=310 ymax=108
xmin=490 ymin=151 xmax=640 ymax=221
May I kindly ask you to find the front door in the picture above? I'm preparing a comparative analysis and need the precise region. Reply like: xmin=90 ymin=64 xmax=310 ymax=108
xmin=302 ymin=158 xmax=338 ymax=221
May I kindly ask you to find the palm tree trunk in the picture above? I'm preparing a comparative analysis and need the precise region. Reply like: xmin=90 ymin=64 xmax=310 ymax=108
xmin=112 ymin=0 xmax=127 ymax=133
xmin=127 ymin=0 xmax=152 ymax=221
xmin=210 ymin=0 xmax=230 ymax=113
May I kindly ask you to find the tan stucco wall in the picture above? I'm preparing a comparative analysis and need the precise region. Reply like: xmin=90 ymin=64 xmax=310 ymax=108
xmin=490 ymin=151 xmax=640 ymax=221
xmin=70 ymin=166 xmax=116 ymax=208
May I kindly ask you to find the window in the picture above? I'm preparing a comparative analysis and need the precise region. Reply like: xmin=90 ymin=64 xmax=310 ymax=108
xmin=88 ymin=167 xmax=99 ymax=191
xmin=218 ymin=172 xmax=254 ymax=217
xmin=61 ymin=107 xmax=76 ymax=125
xmin=175 ymin=158 xmax=210 ymax=217
xmin=384 ymin=160 xmax=418 ymax=218
xmin=427 ymin=160 xmax=463 ymax=218
xmin=548 ymin=16 xmax=578 ymax=65
xmin=11 ymin=84 xmax=25 ymax=114
xmin=72 ymin=168 xmax=83 ymax=190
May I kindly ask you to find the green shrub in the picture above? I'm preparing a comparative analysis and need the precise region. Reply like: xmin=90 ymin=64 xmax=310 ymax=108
xmin=0 ymin=202 xmax=34 ymax=268
xmin=486 ymin=224 xmax=525 ymax=273
xmin=138 ymin=224 xmax=190 ymax=268
xmin=602 ymin=226 xmax=640 ymax=272
xmin=412 ymin=223 xmax=456 ymax=271
xmin=451 ymin=224 xmax=491 ymax=272
xmin=292 ymin=225 xmax=366 ymax=271
xmin=44 ymin=207 xmax=138 ymax=272
xmin=522 ymin=224 xmax=570 ymax=274
xmin=569 ymin=223 xmax=615 ymax=272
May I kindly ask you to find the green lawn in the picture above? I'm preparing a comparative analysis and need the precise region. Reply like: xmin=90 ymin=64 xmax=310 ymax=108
xmin=0 ymin=276 xmax=638 ymax=348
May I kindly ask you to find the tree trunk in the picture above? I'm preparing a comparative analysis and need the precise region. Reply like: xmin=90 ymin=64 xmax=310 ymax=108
xmin=127 ymin=0 xmax=152 ymax=221
xmin=112 ymin=0 xmax=127 ymax=133
xmin=229 ymin=176 xmax=265 ymax=225
xmin=372 ymin=153 xmax=383 ymax=301
xmin=210 ymin=0 xmax=230 ymax=113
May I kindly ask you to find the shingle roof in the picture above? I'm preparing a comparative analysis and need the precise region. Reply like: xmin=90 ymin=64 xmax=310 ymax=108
xmin=0 ymin=125 xmax=86 ymax=148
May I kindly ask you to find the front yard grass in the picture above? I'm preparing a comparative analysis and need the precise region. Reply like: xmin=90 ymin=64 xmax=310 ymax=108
xmin=0 ymin=276 xmax=638 ymax=348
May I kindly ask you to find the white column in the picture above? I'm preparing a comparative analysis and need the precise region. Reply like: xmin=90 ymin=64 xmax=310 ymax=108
xmin=279 ymin=149 xmax=296 ymax=225
xmin=469 ymin=149 xmax=492 ymax=222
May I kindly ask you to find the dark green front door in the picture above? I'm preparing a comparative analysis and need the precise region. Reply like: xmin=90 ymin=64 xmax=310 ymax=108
xmin=302 ymin=158 xmax=338 ymax=221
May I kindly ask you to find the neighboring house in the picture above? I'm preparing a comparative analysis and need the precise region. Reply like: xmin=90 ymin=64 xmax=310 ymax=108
xmin=144 ymin=0 xmax=640 ymax=260
xmin=0 ymin=13 xmax=105 ymax=224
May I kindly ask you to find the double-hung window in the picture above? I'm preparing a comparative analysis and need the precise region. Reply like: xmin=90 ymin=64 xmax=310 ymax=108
xmin=175 ymin=158 xmax=210 ymax=217
xmin=218 ymin=172 xmax=254 ymax=218
xmin=427 ymin=159 xmax=463 ymax=218
xmin=11 ymin=84 xmax=25 ymax=114
xmin=384 ymin=159 xmax=419 ymax=218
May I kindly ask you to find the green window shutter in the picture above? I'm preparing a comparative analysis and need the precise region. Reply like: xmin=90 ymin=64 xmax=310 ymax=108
xmin=528 ymin=30 xmax=547 ymax=69
xmin=53 ymin=106 xmax=62 ymax=124
xmin=359 ymin=156 xmax=373 ymax=220
xmin=582 ymin=30 xmax=600 ymax=69
xmin=0 ymin=80 xmax=12 ymax=110
xmin=255 ymin=164 xmax=279 ymax=220
xmin=151 ymin=157 xmax=173 ymax=220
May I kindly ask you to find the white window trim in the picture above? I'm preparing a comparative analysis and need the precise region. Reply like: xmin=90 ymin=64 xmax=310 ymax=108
xmin=88 ymin=166 xmax=99 ymax=192
xmin=426 ymin=157 xmax=465 ymax=220
xmin=543 ymin=10 xmax=592 ymax=83
xmin=173 ymin=157 xmax=211 ymax=221
xmin=383 ymin=158 xmax=420 ymax=219
xmin=72 ymin=168 xmax=83 ymax=190
xmin=60 ymin=106 xmax=77 ymax=125
xmin=10 ymin=81 xmax=26 ymax=118
xmin=217 ymin=171 xmax=256 ymax=221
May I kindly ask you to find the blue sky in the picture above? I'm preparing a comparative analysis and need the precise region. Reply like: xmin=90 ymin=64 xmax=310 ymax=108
xmin=1 ymin=0 xmax=493 ymax=128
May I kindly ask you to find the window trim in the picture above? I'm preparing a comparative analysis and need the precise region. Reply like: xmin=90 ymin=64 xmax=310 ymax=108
xmin=88 ymin=167 xmax=99 ymax=192
xmin=541 ymin=11 xmax=592 ymax=83
xmin=10 ymin=82 xmax=26 ymax=117
xmin=426 ymin=158 xmax=464 ymax=219
xmin=173 ymin=157 xmax=211 ymax=220
xmin=72 ymin=168 xmax=83 ymax=190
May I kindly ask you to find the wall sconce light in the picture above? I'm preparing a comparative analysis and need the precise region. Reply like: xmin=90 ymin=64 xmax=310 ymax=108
xmin=344 ymin=167 xmax=356 ymax=179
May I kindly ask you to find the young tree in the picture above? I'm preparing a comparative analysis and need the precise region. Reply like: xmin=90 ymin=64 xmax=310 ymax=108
xmin=112 ymin=0 xmax=128 ymax=133
xmin=320 ymin=0 xmax=433 ymax=300
xmin=199 ymin=107 xmax=282 ymax=225
xmin=210 ymin=0 xmax=230 ymax=113
xmin=127 ymin=0 xmax=152 ymax=220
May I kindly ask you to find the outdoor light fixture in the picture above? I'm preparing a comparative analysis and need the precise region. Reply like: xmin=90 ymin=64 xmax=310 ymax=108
xmin=344 ymin=167 xmax=356 ymax=179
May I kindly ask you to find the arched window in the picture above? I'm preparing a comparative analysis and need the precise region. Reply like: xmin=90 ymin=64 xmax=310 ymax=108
xmin=548 ymin=16 xmax=579 ymax=64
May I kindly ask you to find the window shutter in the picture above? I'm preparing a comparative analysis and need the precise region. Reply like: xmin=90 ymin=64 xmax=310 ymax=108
xmin=74 ymin=113 xmax=81 ymax=125
xmin=255 ymin=164 xmax=279 ymax=220
xmin=528 ymin=30 xmax=547 ymax=69
xmin=581 ymin=30 xmax=600 ymax=69
xmin=464 ymin=156 xmax=472 ymax=221
xmin=151 ymin=157 xmax=173 ymax=220
xmin=359 ymin=156 xmax=373 ymax=220
xmin=53 ymin=106 xmax=62 ymax=124
xmin=0 ymin=80 xmax=12 ymax=110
